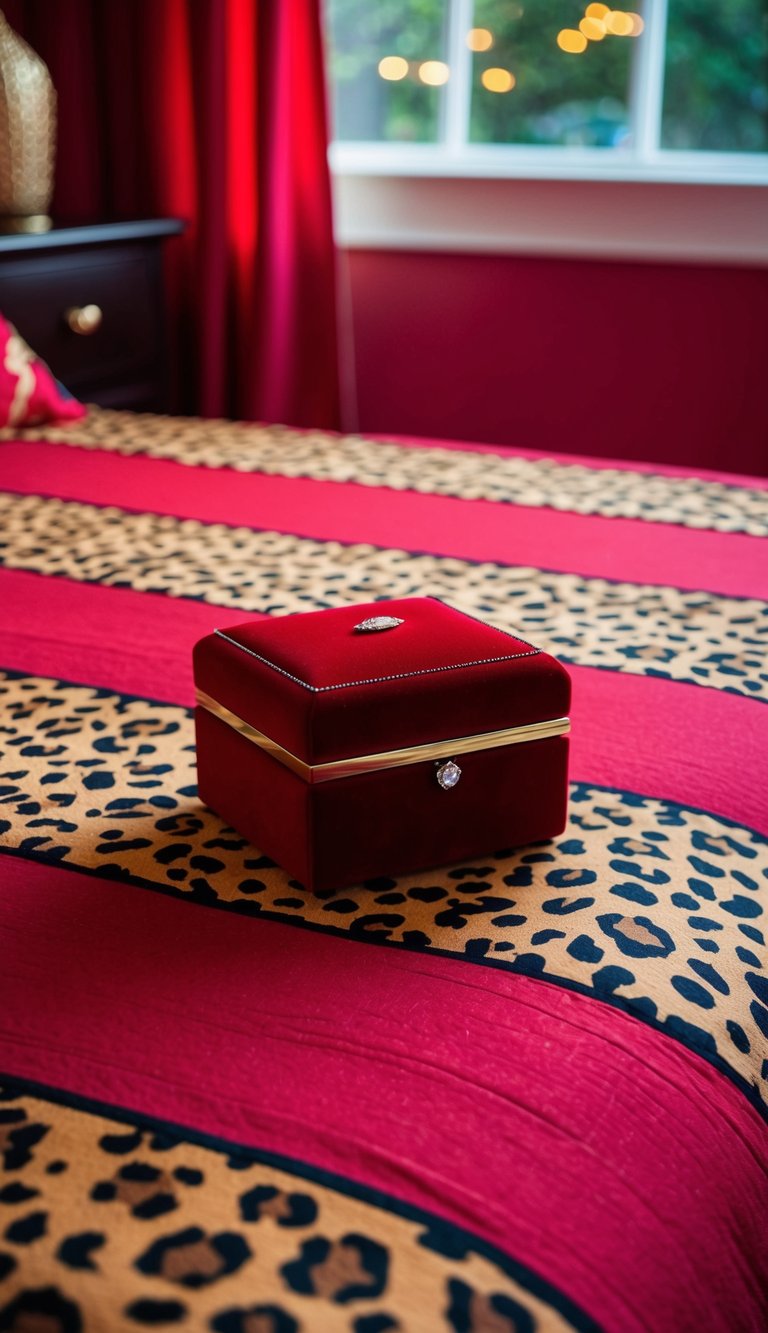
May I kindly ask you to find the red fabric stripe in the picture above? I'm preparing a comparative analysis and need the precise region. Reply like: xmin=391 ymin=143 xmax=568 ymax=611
xmin=0 ymin=567 xmax=765 ymax=834
xmin=0 ymin=568 xmax=258 ymax=705
xmin=569 ymin=666 xmax=768 ymax=835
xmin=0 ymin=443 xmax=764 ymax=598
xmin=1 ymin=858 xmax=766 ymax=1333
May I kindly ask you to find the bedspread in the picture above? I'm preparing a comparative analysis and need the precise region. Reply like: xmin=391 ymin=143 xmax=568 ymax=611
xmin=0 ymin=409 xmax=766 ymax=1333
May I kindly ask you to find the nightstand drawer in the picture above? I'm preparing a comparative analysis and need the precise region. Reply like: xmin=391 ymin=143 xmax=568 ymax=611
xmin=0 ymin=219 xmax=183 ymax=412
xmin=0 ymin=242 xmax=160 ymax=394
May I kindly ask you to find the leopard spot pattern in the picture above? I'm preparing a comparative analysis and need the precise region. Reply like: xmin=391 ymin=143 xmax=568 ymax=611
xmin=0 ymin=1085 xmax=580 ymax=1332
xmin=1 ymin=670 xmax=765 ymax=1106
xmin=5 ymin=405 xmax=765 ymax=537
xmin=0 ymin=493 xmax=765 ymax=699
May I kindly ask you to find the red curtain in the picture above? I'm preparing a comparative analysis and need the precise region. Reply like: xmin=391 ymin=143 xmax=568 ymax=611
xmin=4 ymin=0 xmax=341 ymax=428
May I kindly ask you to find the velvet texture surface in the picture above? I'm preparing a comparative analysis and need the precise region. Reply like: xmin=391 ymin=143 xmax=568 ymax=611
xmin=194 ymin=599 xmax=571 ymax=890
xmin=196 ymin=706 xmax=570 ymax=893
xmin=193 ymin=598 xmax=570 ymax=760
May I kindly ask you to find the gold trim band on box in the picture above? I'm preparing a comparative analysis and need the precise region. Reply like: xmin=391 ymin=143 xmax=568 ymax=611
xmin=195 ymin=688 xmax=570 ymax=785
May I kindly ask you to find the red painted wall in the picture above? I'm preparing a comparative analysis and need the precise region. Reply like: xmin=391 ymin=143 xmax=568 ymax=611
xmin=344 ymin=249 xmax=768 ymax=476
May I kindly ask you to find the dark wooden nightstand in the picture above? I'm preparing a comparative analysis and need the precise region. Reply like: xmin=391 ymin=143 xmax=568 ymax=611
xmin=0 ymin=218 xmax=184 ymax=412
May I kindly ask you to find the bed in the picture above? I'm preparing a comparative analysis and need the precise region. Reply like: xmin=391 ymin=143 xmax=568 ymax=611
xmin=0 ymin=406 xmax=766 ymax=1332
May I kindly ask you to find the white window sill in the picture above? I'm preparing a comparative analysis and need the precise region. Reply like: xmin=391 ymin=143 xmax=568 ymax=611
xmin=330 ymin=145 xmax=768 ymax=266
xmin=331 ymin=142 xmax=768 ymax=188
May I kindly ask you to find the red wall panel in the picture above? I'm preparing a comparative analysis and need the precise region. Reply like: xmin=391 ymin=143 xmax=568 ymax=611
xmin=345 ymin=249 xmax=768 ymax=475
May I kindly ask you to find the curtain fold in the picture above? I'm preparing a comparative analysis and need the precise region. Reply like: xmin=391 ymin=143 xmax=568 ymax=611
xmin=3 ymin=0 xmax=341 ymax=428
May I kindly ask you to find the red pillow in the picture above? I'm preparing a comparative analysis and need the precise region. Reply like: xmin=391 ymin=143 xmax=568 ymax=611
xmin=0 ymin=312 xmax=86 ymax=427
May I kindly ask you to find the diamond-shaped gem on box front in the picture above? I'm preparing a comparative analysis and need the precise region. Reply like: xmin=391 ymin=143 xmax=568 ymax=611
xmin=436 ymin=760 xmax=461 ymax=790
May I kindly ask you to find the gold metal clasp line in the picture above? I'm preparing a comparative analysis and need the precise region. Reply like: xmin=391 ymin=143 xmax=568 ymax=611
xmin=195 ymin=689 xmax=570 ymax=786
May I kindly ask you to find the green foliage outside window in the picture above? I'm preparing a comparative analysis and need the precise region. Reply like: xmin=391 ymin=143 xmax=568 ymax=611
xmin=325 ymin=0 xmax=447 ymax=141
xmin=663 ymin=0 xmax=768 ymax=151
xmin=325 ymin=0 xmax=768 ymax=154
xmin=469 ymin=0 xmax=631 ymax=147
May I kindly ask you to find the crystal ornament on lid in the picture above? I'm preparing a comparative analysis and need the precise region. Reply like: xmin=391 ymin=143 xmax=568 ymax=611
xmin=193 ymin=597 xmax=571 ymax=893
xmin=354 ymin=615 xmax=404 ymax=633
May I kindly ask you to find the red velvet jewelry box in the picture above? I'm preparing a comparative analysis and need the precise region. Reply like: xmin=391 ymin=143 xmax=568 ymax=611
xmin=193 ymin=598 xmax=571 ymax=894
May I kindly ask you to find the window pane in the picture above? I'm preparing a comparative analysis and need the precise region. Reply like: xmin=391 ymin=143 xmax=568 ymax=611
xmin=469 ymin=0 xmax=636 ymax=147
xmin=324 ymin=0 xmax=448 ymax=142
xmin=662 ymin=0 xmax=768 ymax=151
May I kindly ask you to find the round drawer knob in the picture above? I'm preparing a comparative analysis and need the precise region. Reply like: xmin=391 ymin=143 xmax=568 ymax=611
xmin=65 ymin=304 xmax=102 ymax=336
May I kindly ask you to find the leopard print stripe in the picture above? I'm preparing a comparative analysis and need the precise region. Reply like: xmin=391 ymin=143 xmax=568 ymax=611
xmin=0 ymin=492 xmax=765 ymax=701
xmin=1 ymin=671 xmax=766 ymax=1112
xmin=0 ymin=1083 xmax=589 ymax=1333
xmin=2 ymin=405 xmax=765 ymax=536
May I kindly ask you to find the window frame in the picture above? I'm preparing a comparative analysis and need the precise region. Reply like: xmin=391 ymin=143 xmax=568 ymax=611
xmin=326 ymin=0 xmax=768 ymax=263
xmin=331 ymin=169 xmax=768 ymax=264
xmin=328 ymin=0 xmax=768 ymax=183
xmin=330 ymin=141 xmax=768 ymax=187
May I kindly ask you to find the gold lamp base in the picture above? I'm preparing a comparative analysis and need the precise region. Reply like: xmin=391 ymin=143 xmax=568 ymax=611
xmin=0 ymin=214 xmax=52 ymax=235
xmin=0 ymin=14 xmax=56 ymax=234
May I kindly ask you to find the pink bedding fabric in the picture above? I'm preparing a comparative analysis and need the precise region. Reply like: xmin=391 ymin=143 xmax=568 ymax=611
xmin=0 ymin=411 xmax=766 ymax=1330
xmin=3 ymin=855 xmax=767 ymax=1332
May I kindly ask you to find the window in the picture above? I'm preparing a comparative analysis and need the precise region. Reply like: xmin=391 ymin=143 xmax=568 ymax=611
xmin=325 ymin=0 xmax=768 ymax=181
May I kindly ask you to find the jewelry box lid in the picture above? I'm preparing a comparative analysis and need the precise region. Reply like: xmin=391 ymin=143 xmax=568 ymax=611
xmin=193 ymin=597 xmax=570 ymax=768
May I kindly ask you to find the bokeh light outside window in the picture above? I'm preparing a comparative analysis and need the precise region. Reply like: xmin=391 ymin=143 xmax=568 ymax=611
xmin=324 ymin=0 xmax=768 ymax=158
xmin=324 ymin=2 xmax=447 ymax=142
xmin=468 ymin=1 xmax=633 ymax=148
